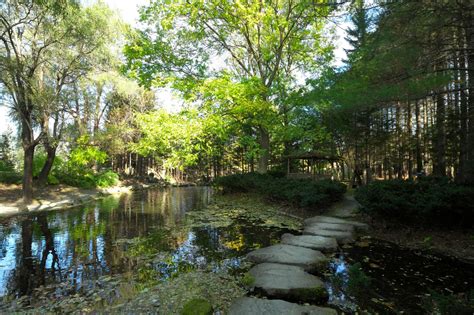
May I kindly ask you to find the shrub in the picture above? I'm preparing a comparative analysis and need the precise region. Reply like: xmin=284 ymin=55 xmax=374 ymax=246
xmin=215 ymin=172 xmax=346 ymax=209
xmin=95 ymin=170 xmax=119 ymax=188
xmin=57 ymin=170 xmax=120 ymax=189
xmin=0 ymin=160 xmax=21 ymax=184
xmin=355 ymin=177 xmax=474 ymax=227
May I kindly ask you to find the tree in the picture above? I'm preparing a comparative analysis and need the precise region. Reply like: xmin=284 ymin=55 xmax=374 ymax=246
xmin=34 ymin=3 xmax=122 ymax=186
xmin=125 ymin=0 xmax=333 ymax=173
xmin=310 ymin=1 xmax=474 ymax=184
xmin=0 ymin=0 xmax=78 ymax=202
xmin=0 ymin=1 xmax=123 ymax=198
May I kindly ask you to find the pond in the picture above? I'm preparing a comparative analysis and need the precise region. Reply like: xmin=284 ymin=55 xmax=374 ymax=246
xmin=0 ymin=187 xmax=473 ymax=314
xmin=0 ymin=187 xmax=290 ymax=302
xmin=327 ymin=239 xmax=474 ymax=314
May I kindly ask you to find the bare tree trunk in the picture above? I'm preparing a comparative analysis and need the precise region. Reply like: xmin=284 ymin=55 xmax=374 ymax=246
xmin=23 ymin=145 xmax=35 ymax=204
xmin=257 ymin=126 xmax=269 ymax=173
xmin=407 ymin=101 xmax=413 ymax=179
xmin=415 ymin=100 xmax=423 ymax=173
xmin=433 ymin=92 xmax=446 ymax=177
xmin=466 ymin=16 xmax=474 ymax=184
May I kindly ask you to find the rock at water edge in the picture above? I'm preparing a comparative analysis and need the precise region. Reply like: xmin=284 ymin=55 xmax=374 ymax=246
xmin=248 ymin=263 xmax=328 ymax=303
xmin=246 ymin=244 xmax=328 ymax=272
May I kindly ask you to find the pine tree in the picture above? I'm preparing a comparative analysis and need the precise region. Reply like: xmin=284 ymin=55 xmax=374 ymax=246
xmin=344 ymin=0 xmax=370 ymax=58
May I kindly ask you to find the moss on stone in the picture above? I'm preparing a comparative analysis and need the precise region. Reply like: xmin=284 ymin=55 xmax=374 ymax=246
xmin=241 ymin=273 xmax=255 ymax=287
xmin=181 ymin=298 xmax=213 ymax=315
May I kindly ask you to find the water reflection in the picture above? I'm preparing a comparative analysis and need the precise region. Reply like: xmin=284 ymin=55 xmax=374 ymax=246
xmin=0 ymin=186 xmax=288 ymax=303
xmin=0 ymin=187 xmax=213 ymax=298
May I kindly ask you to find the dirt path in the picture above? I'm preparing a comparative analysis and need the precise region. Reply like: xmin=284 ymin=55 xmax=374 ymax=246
xmin=325 ymin=192 xmax=361 ymax=218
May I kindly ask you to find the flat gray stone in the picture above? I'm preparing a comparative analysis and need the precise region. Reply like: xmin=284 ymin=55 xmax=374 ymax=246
xmin=303 ymin=227 xmax=354 ymax=244
xmin=305 ymin=222 xmax=355 ymax=233
xmin=246 ymin=244 xmax=328 ymax=272
xmin=304 ymin=216 xmax=369 ymax=231
xmin=248 ymin=263 xmax=328 ymax=303
xmin=281 ymin=233 xmax=338 ymax=252
xmin=229 ymin=297 xmax=337 ymax=315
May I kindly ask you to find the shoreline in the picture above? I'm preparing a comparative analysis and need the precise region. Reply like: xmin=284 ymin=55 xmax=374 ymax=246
xmin=0 ymin=182 xmax=199 ymax=217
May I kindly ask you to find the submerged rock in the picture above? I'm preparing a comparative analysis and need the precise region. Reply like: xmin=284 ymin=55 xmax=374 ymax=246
xmin=228 ymin=297 xmax=337 ymax=315
xmin=281 ymin=233 xmax=338 ymax=252
xmin=248 ymin=263 xmax=328 ymax=303
xmin=246 ymin=244 xmax=328 ymax=272
xmin=304 ymin=216 xmax=369 ymax=231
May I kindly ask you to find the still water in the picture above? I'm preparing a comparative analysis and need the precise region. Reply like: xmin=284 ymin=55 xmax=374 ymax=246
xmin=0 ymin=187 xmax=287 ymax=301
xmin=1 ymin=187 xmax=473 ymax=314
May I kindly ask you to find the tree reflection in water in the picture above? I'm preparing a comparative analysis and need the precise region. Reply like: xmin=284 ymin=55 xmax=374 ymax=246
xmin=0 ymin=186 xmax=289 ymax=303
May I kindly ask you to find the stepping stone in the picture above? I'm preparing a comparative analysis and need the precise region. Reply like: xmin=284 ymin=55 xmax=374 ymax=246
xmin=304 ymin=216 xmax=369 ymax=231
xmin=248 ymin=263 xmax=328 ymax=303
xmin=229 ymin=297 xmax=337 ymax=315
xmin=305 ymin=222 xmax=355 ymax=233
xmin=303 ymin=227 xmax=354 ymax=244
xmin=246 ymin=244 xmax=328 ymax=272
xmin=281 ymin=233 xmax=338 ymax=252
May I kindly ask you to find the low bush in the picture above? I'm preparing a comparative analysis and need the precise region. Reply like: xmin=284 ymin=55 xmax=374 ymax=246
xmin=0 ymin=160 xmax=21 ymax=184
xmin=95 ymin=170 xmax=119 ymax=188
xmin=215 ymin=172 xmax=346 ymax=209
xmin=54 ymin=138 xmax=119 ymax=189
xmin=355 ymin=177 xmax=474 ymax=227
xmin=57 ymin=170 xmax=120 ymax=189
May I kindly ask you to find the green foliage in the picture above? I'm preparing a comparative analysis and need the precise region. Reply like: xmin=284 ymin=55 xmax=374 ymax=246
xmin=0 ymin=160 xmax=14 ymax=173
xmin=47 ymin=174 xmax=60 ymax=185
xmin=355 ymin=177 xmax=474 ymax=226
xmin=47 ymin=137 xmax=120 ymax=189
xmin=95 ymin=170 xmax=119 ymax=188
xmin=68 ymin=137 xmax=107 ymax=170
xmin=132 ymin=110 xmax=202 ymax=169
xmin=124 ymin=0 xmax=336 ymax=174
xmin=216 ymin=173 xmax=346 ymax=209
xmin=181 ymin=298 xmax=213 ymax=315
xmin=241 ymin=273 xmax=255 ymax=287
xmin=32 ymin=153 xmax=45 ymax=177
xmin=0 ymin=160 xmax=21 ymax=184
xmin=57 ymin=169 xmax=120 ymax=189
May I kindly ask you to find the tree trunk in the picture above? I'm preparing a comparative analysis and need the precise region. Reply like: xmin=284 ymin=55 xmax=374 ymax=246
xmin=415 ymin=100 xmax=423 ymax=173
xmin=257 ymin=126 xmax=269 ymax=173
xmin=37 ymin=145 xmax=57 ymax=186
xmin=457 ymin=56 xmax=468 ymax=182
xmin=407 ymin=102 xmax=413 ymax=179
xmin=466 ymin=15 xmax=474 ymax=184
xmin=433 ymin=92 xmax=446 ymax=177
xmin=22 ymin=144 xmax=35 ymax=204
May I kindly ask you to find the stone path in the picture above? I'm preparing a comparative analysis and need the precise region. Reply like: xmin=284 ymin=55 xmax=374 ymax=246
xmin=229 ymin=193 xmax=368 ymax=315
